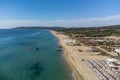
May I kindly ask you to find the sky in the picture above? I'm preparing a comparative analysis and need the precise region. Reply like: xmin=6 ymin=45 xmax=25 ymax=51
xmin=0 ymin=0 xmax=120 ymax=28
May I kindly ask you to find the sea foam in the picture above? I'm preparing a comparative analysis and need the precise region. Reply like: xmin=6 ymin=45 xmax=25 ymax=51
xmin=71 ymin=71 xmax=77 ymax=80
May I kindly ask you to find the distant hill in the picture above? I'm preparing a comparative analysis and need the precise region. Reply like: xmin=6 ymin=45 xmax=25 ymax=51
xmin=67 ymin=25 xmax=120 ymax=30
xmin=12 ymin=25 xmax=120 ymax=30
xmin=12 ymin=26 xmax=66 ymax=30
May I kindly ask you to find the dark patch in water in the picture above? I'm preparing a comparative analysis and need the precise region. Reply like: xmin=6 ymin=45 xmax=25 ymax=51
xmin=28 ymin=62 xmax=43 ymax=79
xmin=27 ymin=37 xmax=39 ymax=40
xmin=0 ymin=72 xmax=9 ymax=80
xmin=19 ymin=42 xmax=30 ymax=45
xmin=0 ymin=74 xmax=5 ymax=80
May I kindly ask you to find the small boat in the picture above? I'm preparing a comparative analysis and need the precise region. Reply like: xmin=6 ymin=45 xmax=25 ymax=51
xmin=34 ymin=47 xmax=39 ymax=50
xmin=56 ymin=48 xmax=61 ymax=51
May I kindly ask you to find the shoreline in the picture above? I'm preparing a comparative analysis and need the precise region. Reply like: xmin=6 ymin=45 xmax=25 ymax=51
xmin=51 ymin=30 xmax=84 ymax=80
xmin=62 ymin=44 xmax=83 ymax=80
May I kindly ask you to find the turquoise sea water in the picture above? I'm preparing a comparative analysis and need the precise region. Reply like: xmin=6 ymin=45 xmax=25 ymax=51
xmin=0 ymin=29 xmax=73 ymax=80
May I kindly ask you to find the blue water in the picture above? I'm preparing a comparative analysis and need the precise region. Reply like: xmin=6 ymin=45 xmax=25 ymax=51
xmin=0 ymin=29 xmax=72 ymax=80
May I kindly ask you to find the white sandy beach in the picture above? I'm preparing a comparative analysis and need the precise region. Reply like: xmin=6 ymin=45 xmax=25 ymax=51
xmin=51 ymin=30 xmax=109 ymax=80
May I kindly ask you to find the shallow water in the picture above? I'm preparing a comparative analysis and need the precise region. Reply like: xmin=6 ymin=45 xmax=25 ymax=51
xmin=0 ymin=29 xmax=72 ymax=80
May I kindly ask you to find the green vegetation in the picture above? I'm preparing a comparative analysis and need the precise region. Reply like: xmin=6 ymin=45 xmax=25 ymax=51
xmin=98 ymin=52 xmax=112 ymax=57
xmin=60 ymin=26 xmax=120 ymax=37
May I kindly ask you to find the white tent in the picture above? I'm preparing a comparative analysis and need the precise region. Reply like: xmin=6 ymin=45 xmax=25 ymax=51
xmin=108 ymin=63 xmax=117 ymax=68
xmin=115 ymin=48 xmax=120 ymax=54
xmin=107 ymin=58 xmax=119 ymax=62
